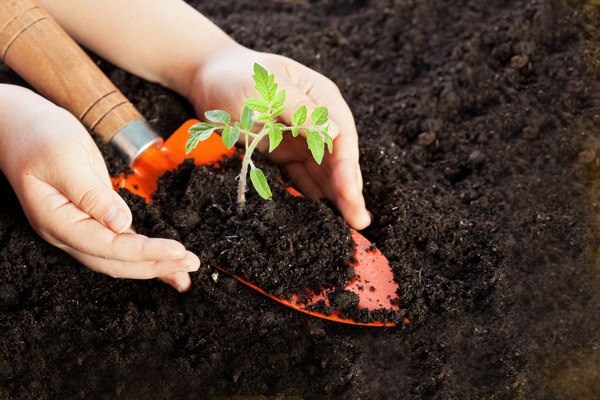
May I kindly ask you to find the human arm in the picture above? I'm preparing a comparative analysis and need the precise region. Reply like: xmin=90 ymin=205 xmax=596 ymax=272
xmin=0 ymin=84 xmax=200 ymax=291
xmin=39 ymin=0 xmax=372 ymax=229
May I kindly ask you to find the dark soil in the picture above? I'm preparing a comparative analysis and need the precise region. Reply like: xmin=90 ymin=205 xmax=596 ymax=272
xmin=121 ymin=155 xmax=361 ymax=306
xmin=3 ymin=0 xmax=600 ymax=398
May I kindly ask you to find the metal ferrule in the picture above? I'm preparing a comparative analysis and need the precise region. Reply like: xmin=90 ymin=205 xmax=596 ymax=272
xmin=109 ymin=117 xmax=163 ymax=166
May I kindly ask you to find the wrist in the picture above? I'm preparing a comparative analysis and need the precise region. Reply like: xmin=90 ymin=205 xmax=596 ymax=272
xmin=0 ymin=85 xmax=73 ymax=174
xmin=169 ymin=39 xmax=243 ymax=107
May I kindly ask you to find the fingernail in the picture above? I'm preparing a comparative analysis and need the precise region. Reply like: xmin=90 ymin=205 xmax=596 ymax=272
xmin=176 ymin=273 xmax=192 ymax=293
xmin=103 ymin=206 xmax=128 ymax=233
xmin=176 ymin=264 xmax=198 ymax=274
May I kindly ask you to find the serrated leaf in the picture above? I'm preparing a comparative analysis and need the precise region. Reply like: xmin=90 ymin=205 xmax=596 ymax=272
xmin=271 ymin=90 xmax=286 ymax=109
xmin=250 ymin=166 xmax=272 ymax=199
xmin=292 ymin=105 xmax=307 ymax=126
xmin=186 ymin=123 xmax=217 ymax=154
xmin=306 ymin=129 xmax=325 ymax=164
xmin=253 ymin=62 xmax=268 ymax=80
xmin=269 ymin=126 xmax=283 ymax=152
xmin=221 ymin=126 xmax=239 ymax=149
xmin=266 ymin=75 xmax=277 ymax=102
xmin=185 ymin=136 xmax=201 ymax=154
xmin=244 ymin=97 xmax=270 ymax=113
xmin=253 ymin=63 xmax=277 ymax=103
xmin=204 ymin=110 xmax=230 ymax=125
xmin=189 ymin=123 xmax=217 ymax=139
xmin=291 ymin=126 xmax=299 ymax=137
xmin=311 ymin=106 xmax=328 ymax=126
xmin=255 ymin=113 xmax=272 ymax=123
xmin=271 ymin=106 xmax=285 ymax=118
xmin=240 ymin=106 xmax=254 ymax=131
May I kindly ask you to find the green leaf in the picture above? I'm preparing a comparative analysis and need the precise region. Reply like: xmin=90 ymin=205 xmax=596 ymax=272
xmin=254 ymin=62 xmax=268 ymax=76
xmin=250 ymin=166 xmax=272 ymax=199
xmin=244 ymin=97 xmax=270 ymax=113
xmin=221 ymin=126 xmax=239 ymax=149
xmin=253 ymin=63 xmax=277 ymax=103
xmin=185 ymin=136 xmax=201 ymax=154
xmin=255 ymin=113 xmax=272 ymax=123
xmin=306 ymin=129 xmax=325 ymax=164
xmin=204 ymin=110 xmax=230 ymax=125
xmin=271 ymin=106 xmax=285 ymax=118
xmin=186 ymin=123 xmax=217 ymax=154
xmin=311 ymin=106 xmax=328 ymax=126
xmin=292 ymin=105 xmax=307 ymax=126
xmin=269 ymin=126 xmax=283 ymax=152
xmin=240 ymin=106 xmax=254 ymax=131
xmin=291 ymin=126 xmax=299 ymax=137
xmin=271 ymin=89 xmax=286 ymax=109
xmin=189 ymin=122 xmax=217 ymax=139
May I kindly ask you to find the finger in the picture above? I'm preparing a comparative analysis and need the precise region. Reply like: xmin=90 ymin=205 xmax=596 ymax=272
xmin=63 ymin=244 xmax=200 ymax=280
xmin=34 ymin=193 xmax=189 ymax=261
xmin=312 ymin=83 xmax=371 ymax=229
xmin=159 ymin=273 xmax=193 ymax=293
xmin=330 ymin=158 xmax=371 ymax=230
xmin=281 ymin=161 xmax=326 ymax=199
xmin=320 ymin=119 xmax=371 ymax=229
xmin=43 ymin=153 xmax=133 ymax=233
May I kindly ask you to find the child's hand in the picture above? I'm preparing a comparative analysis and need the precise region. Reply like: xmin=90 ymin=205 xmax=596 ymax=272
xmin=189 ymin=46 xmax=372 ymax=230
xmin=0 ymin=85 xmax=199 ymax=292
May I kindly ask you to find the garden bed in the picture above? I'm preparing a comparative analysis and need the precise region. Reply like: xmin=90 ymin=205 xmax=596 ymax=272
xmin=2 ymin=0 xmax=600 ymax=398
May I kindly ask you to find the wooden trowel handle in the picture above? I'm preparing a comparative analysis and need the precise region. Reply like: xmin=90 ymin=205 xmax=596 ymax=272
xmin=0 ymin=0 xmax=141 ymax=143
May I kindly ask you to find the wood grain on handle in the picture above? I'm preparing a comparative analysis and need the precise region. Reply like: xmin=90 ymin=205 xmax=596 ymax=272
xmin=0 ymin=0 xmax=142 ymax=143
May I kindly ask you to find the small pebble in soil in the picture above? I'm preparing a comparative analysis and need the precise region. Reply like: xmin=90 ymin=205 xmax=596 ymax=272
xmin=468 ymin=150 xmax=486 ymax=166
xmin=417 ymin=131 xmax=437 ymax=146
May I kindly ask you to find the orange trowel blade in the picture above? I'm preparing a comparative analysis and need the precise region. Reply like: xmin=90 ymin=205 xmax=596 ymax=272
xmin=111 ymin=119 xmax=235 ymax=200
xmin=112 ymin=120 xmax=401 ymax=326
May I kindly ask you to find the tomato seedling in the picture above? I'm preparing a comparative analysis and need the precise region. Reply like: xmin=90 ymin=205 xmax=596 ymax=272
xmin=186 ymin=63 xmax=332 ymax=208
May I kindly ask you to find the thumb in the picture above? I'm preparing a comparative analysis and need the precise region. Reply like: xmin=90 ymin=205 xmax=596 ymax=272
xmin=46 ymin=160 xmax=133 ymax=234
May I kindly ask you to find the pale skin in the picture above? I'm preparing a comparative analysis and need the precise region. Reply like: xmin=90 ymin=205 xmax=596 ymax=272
xmin=0 ymin=0 xmax=371 ymax=291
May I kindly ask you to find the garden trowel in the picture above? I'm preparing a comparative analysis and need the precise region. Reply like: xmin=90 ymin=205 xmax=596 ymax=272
xmin=0 ymin=0 xmax=402 ymax=326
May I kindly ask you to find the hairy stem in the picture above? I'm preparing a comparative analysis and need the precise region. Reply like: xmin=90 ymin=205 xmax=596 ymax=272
xmin=237 ymin=128 xmax=268 ymax=209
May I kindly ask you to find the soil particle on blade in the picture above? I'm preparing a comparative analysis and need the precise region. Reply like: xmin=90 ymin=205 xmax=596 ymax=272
xmin=305 ymin=299 xmax=334 ymax=316
xmin=329 ymin=288 xmax=360 ymax=311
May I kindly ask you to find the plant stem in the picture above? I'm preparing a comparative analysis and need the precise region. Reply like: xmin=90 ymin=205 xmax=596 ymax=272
xmin=237 ymin=128 xmax=268 ymax=209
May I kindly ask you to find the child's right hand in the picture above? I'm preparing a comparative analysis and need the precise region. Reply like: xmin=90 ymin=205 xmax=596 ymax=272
xmin=0 ymin=84 xmax=200 ymax=292
xmin=188 ymin=47 xmax=372 ymax=230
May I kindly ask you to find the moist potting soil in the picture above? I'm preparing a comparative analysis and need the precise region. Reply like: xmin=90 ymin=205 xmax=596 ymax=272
xmin=119 ymin=154 xmax=400 ymax=323
xmin=2 ymin=0 xmax=600 ymax=398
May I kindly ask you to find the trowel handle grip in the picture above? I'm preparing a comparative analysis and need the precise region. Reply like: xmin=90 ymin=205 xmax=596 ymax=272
xmin=0 ymin=0 xmax=142 ymax=144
